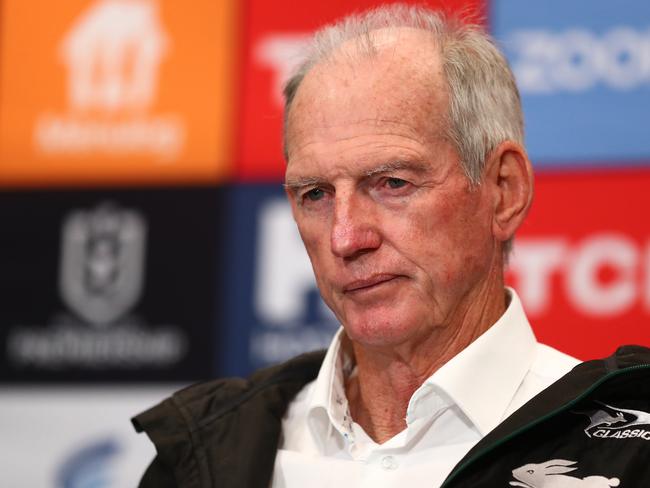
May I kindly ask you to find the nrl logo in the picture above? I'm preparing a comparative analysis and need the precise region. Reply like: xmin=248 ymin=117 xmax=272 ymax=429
xmin=575 ymin=402 xmax=650 ymax=440
xmin=59 ymin=202 xmax=146 ymax=326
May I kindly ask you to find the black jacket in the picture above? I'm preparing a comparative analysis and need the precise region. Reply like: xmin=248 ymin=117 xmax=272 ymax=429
xmin=133 ymin=345 xmax=650 ymax=487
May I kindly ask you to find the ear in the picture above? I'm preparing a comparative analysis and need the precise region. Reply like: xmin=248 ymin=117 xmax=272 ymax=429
xmin=540 ymin=459 xmax=577 ymax=468
xmin=484 ymin=141 xmax=534 ymax=244
xmin=544 ymin=465 xmax=578 ymax=475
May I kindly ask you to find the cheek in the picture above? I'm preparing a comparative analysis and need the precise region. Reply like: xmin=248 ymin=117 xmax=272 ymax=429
xmin=390 ymin=190 xmax=492 ymax=280
xmin=399 ymin=192 xmax=462 ymax=251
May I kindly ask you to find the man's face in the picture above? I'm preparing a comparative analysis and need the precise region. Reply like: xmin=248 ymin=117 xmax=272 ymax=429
xmin=285 ymin=31 xmax=502 ymax=350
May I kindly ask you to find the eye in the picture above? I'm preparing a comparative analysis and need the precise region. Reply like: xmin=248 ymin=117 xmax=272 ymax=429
xmin=386 ymin=177 xmax=407 ymax=189
xmin=372 ymin=176 xmax=416 ymax=201
xmin=305 ymin=187 xmax=325 ymax=201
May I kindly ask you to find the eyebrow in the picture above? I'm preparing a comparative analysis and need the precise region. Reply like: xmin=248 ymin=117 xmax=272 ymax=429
xmin=284 ymin=159 xmax=431 ymax=191
xmin=363 ymin=160 xmax=430 ymax=177
xmin=283 ymin=176 xmax=327 ymax=192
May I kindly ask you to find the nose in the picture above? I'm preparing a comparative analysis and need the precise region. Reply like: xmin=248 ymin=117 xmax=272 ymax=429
xmin=330 ymin=192 xmax=381 ymax=259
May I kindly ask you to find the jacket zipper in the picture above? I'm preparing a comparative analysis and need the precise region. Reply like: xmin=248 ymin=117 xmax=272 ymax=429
xmin=440 ymin=363 xmax=650 ymax=487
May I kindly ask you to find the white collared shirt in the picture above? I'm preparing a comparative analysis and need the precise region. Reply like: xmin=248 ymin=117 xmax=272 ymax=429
xmin=272 ymin=289 xmax=579 ymax=488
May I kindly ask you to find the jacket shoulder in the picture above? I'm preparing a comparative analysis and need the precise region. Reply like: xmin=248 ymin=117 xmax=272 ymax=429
xmin=132 ymin=350 xmax=326 ymax=488
xmin=471 ymin=344 xmax=650 ymax=448
xmin=445 ymin=345 xmax=650 ymax=487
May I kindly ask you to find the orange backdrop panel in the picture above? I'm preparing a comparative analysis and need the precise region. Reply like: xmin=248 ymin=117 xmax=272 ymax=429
xmin=0 ymin=0 xmax=237 ymax=187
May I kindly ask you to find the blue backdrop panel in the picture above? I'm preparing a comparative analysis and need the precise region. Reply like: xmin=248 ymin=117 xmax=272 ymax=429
xmin=219 ymin=184 xmax=338 ymax=377
xmin=492 ymin=0 xmax=650 ymax=167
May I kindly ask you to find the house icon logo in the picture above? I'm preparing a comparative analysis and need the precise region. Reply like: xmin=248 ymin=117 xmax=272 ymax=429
xmin=34 ymin=0 xmax=184 ymax=160
xmin=60 ymin=0 xmax=169 ymax=113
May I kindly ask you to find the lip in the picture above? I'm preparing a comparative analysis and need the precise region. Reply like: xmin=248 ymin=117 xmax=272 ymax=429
xmin=343 ymin=274 xmax=402 ymax=293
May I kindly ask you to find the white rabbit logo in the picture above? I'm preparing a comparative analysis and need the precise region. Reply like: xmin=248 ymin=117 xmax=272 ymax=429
xmin=509 ymin=459 xmax=620 ymax=487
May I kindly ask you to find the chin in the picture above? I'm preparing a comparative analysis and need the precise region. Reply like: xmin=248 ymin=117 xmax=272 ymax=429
xmin=342 ymin=308 xmax=423 ymax=348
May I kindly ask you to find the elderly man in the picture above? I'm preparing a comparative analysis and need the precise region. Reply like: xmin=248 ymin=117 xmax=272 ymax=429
xmin=134 ymin=5 xmax=650 ymax=487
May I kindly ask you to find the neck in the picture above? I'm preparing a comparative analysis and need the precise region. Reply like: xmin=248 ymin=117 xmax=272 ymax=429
xmin=344 ymin=277 xmax=507 ymax=443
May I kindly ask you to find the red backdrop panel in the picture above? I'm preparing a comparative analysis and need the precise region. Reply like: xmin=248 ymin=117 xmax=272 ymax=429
xmin=236 ymin=0 xmax=485 ymax=182
xmin=507 ymin=168 xmax=650 ymax=360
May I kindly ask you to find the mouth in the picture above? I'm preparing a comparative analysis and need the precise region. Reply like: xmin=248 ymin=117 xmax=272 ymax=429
xmin=343 ymin=274 xmax=402 ymax=294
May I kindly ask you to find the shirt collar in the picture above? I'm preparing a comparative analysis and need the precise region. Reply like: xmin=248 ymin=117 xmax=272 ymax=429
xmin=411 ymin=288 xmax=536 ymax=435
xmin=306 ymin=287 xmax=536 ymax=442
xmin=306 ymin=328 xmax=354 ymax=446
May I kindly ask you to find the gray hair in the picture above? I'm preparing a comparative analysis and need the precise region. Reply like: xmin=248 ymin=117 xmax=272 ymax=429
xmin=282 ymin=3 xmax=524 ymax=186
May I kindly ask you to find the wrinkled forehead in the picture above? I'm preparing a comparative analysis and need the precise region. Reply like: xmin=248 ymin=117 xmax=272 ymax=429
xmin=286 ymin=28 xmax=450 ymax=158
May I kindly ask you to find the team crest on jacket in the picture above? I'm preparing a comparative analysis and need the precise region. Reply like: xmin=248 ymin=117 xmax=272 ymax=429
xmin=509 ymin=459 xmax=620 ymax=487
xmin=575 ymin=402 xmax=650 ymax=440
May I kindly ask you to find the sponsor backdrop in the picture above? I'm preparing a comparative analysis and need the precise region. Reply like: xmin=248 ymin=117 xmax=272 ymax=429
xmin=0 ymin=386 xmax=177 ymax=487
xmin=0 ymin=187 xmax=223 ymax=382
xmin=0 ymin=0 xmax=648 ymax=486
xmin=0 ymin=0 xmax=237 ymax=187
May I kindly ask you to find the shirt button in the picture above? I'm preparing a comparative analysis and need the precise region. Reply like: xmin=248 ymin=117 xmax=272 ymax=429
xmin=380 ymin=455 xmax=398 ymax=470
